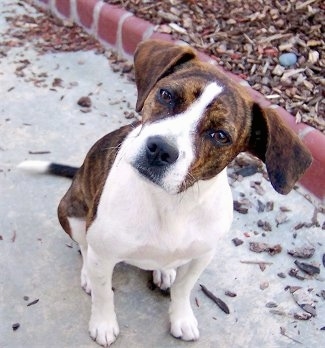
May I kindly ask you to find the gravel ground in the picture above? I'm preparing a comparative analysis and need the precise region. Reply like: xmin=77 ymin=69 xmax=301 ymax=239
xmin=107 ymin=0 xmax=325 ymax=133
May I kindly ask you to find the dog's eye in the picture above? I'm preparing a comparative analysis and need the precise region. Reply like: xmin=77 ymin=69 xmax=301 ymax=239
xmin=158 ymin=89 xmax=173 ymax=105
xmin=207 ymin=129 xmax=232 ymax=146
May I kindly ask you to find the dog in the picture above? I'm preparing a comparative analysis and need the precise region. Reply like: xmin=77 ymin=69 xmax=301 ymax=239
xmin=19 ymin=39 xmax=312 ymax=346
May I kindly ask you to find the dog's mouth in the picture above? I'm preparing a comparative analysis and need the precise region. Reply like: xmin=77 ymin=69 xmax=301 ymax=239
xmin=132 ymin=161 xmax=185 ymax=195
xmin=133 ymin=163 xmax=164 ymax=187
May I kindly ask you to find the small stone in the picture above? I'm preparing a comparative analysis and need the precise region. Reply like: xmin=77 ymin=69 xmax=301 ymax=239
xmin=77 ymin=96 xmax=92 ymax=108
xmin=257 ymin=200 xmax=265 ymax=213
xmin=260 ymin=281 xmax=269 ymax=290
xmin=265 ymin=301 xmax=278 ymax=308
xmin=279 ymin=52 xmax=297 ymax=67
xmin=270 ymin=309 xmax=286 ymax=316
xmin=225 ymin=290 xmax=237 ymax=297
xmin=233 ymin=201 xmax=248 ymax=214
xmin=232 ymin=237 xmax=244 ymax=246
xmin=285 ymin=285 xmax=302 ymax=293
xmin=52 ymin=77 xmax=63 ymax=88
xmin=265 ymin=201 xmax=274 ymax=212
xmin=288 ymin=268 xmax=305 ymax=280
xmin=257 ymin=220 xmax=272 ymax=232
xmin=12 ymin=323 xmax=20 ymax=331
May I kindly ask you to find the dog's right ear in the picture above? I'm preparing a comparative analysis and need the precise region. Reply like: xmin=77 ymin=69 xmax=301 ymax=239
xmin=134 ymin=39 xmax=197 ymax=112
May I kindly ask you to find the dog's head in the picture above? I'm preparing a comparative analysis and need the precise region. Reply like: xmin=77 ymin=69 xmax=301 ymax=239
xmin=126 ymin=39 xmax=312 ymax=195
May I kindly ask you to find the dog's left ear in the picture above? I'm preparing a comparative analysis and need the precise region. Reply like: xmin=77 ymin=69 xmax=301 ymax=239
xmin=134 ymin=39 xmax=197 ymax=112
xmin=247 ymin=103 xmax=312 ymax=194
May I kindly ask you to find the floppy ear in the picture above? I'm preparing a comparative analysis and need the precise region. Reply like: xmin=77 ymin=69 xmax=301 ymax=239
xmin=134 ymin=39 xmax=197 ymax=112
xmin=247 ymin=103 xmax=312 ymax=194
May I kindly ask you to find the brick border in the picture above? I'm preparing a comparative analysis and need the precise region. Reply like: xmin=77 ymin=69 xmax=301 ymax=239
xmin=33 ymin=0 xmax=325 ymax=201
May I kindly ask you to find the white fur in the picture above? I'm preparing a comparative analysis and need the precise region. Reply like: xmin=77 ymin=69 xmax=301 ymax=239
xmin=17 ymin=160 xmax=51 ymax=174
xmin=68 ymin=217 xmax=90 ymax=294
xmin=153 ymin=269 xmax=176 ymax=290
xmin=83 ymin=81 xmax=233 ymax=345
xmin=85 ymin=163 xmax=233 ymax=345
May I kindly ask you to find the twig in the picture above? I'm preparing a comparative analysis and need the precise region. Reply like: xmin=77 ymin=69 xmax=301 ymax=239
xmin=240 ymin=260 xmax=273 ymax=265
xmin=280 ymin=327 xmax=303 ymax=345
xmin=199 ymin=284 xmax=230 ymax=314
xmin=27 ymin=299 xmax=39 ymax=307
xmin=28 ymin=150 xmax=51 ymax=155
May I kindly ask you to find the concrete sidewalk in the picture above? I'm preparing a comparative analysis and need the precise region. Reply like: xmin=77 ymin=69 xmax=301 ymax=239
xmin=1 ymin=1 xmax=324 ymax=347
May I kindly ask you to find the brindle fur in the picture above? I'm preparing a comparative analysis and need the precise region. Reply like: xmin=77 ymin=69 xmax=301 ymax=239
xmin=58 ymin=123 xmax=138 ymax=236
xmin=58 ymin=39 xmax=312 ymax=240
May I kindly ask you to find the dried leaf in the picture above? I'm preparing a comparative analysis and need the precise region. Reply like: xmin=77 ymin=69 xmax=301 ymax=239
xmin=294 ymin=312 xmax=312 ymax=320
xmin=233 ymin=201 xmax=248 ymax=214
xmin=287 ymin=246 xmax=315 ymax=259
xmin=275 ymin=212 xmax=288 ymax=226
xmin=294 ymin=260 xmax=320 ymax=275
xmin=292 ymin=288 xmax=316 ymax=317
xmin=249 ymin=242 xmax=282 ymax=255
xmin=288 ymin=268 xmax=306 ymax=280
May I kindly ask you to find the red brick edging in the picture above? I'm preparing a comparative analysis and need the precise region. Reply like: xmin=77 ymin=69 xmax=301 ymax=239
xmin=33 ymin=0 xmax=325 ymax=201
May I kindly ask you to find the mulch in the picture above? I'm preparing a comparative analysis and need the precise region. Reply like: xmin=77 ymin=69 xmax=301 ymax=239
xmin=107 ymin=0 xmax=325 ymax=133
xmin=2 ymin=0 xmax=324 ymax=132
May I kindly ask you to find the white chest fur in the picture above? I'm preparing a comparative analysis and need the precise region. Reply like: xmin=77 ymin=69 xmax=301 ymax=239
xmin=86 ymin=130 xmax=234 ymax=271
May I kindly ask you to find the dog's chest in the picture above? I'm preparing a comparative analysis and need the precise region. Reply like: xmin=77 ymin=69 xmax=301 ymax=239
xmin=87 ymin=145 xmax=233 ymax=270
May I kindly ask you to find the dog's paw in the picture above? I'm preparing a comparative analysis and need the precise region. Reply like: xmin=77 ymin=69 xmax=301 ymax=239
xmin=153 ymin=269 xmax=176 ymax=290
xmin=170 ymin=310 xmax=199 ymax=341
xmin=81 ymin=267 xmax=91 ymax=295
xmin=89 ymin=315 xmax=119 ymax=347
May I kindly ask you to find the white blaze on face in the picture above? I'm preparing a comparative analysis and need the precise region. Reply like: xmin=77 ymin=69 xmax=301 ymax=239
xmin=124 ymin=82 xmax=223 ymax=193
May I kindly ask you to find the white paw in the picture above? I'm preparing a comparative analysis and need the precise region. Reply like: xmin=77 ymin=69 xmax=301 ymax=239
xmin=81 ymin=267 xmax=91 ymax=295
xmin=153 ymin=269 xmax=176 ymax=290
xmin=89 ymin=315 xmax=119 ymax=347
xmin=170 ymin=310 xmax=199 ymax=341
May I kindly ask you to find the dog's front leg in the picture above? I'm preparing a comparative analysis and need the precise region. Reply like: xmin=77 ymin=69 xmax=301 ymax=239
xmin=169 ymin=251 xmax=214 ymax=341
xmin=87 ymin=246 xmax=119 ymax=347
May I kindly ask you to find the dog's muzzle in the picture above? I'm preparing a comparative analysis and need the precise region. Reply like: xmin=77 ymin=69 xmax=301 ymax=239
xmin=133 ymin=136 xmax=179 ymax=186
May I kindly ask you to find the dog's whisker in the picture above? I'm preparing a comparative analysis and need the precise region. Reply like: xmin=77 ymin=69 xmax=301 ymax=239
xmin=114 ymin=132 xmax=141 ymax=167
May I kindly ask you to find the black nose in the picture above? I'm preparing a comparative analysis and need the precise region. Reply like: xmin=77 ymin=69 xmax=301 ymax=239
xmin=146 ymin=136 xmax=179 ymax=166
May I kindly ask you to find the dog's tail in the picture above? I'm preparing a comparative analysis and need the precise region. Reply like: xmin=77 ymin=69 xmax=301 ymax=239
xmin=18 ymin=160 xmax=78 ymax=179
